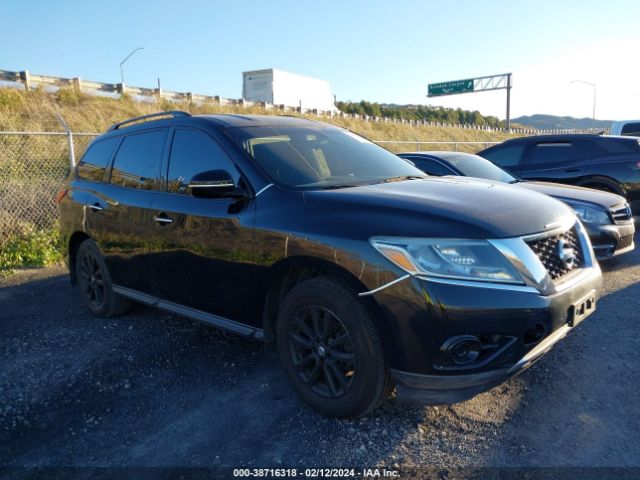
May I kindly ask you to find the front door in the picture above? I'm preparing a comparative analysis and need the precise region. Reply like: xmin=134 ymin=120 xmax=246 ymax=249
xmin=149 ymin=127 xmax=259 ymax=326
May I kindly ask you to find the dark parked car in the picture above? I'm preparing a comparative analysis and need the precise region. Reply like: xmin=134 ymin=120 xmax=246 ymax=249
xmin=477 ymin=134 xmax=640 ymax=214
xmin=610 ymin=120 xmax=640 ymax=137
xmin=399 ymin=151 xmax=635 ymax=260
xmin=58 ymin=112 xmax=602 ymax=417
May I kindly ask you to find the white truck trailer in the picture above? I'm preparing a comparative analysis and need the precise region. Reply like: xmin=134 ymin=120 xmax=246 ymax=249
xmin=242 ymin=68 xmax=336 ymax=112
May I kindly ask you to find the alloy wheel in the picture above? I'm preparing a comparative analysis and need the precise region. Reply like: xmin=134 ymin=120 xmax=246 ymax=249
xmin=79 ymin=252 xmax=106 ymax=309
xmin=288 ymin=305 xmax=356 ymax=398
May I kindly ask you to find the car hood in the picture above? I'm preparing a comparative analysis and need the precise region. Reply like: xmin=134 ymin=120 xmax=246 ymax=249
xmin=303 ymin=177 xmax=574 ymax=239
xmin=517 ymin=181 xmax=626 ymax=209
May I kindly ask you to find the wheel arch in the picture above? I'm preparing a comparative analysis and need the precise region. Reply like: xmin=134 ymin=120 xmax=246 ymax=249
xmin=576 ymin=176 xmax=626 ymax=196
xmin=67 ymin=231 xmax=92 ymax=285
xmin=261 ymin=256 xmax=390 ymax=351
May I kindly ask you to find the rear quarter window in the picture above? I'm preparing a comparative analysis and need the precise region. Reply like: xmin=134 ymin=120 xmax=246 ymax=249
xmin=76 ymin=137 xmax=119 ymax=182
xmin=406 ymin=157 xmax=455 ymax=176
xmin=480 ymin=144 xmax=525 ymax=167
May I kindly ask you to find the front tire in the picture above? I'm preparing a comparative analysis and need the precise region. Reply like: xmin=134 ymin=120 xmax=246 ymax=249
xmin=75 ymin=239 xmax=130 ymax=317
xmin=276 ymin=277 xmax=390 ymax=418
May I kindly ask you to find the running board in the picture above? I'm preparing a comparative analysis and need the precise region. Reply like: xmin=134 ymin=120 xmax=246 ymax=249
xmin=112 ymin=285 xmax=264 ymax=340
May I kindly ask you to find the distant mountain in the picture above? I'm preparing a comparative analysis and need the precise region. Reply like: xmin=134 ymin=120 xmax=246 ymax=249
xmin=513 ymin=114 xmax=612 ymax=130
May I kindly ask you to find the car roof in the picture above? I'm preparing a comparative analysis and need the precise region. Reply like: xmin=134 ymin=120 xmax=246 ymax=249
xmin=499 ymin=133 xmax=633 ymax=144
xmin=105 ymin=113 xmax=326 ymax=135
xmin=198 ymin=114 xmax=327 ymax=128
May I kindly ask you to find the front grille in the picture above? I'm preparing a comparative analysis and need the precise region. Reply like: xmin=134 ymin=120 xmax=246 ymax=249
xmin=610 ymin=203 xmax=633 ymax=224
xmin=616 ymin=234 xmax=634 ymax=251
xmin=526 ymin=227 xmax=584 ymax=280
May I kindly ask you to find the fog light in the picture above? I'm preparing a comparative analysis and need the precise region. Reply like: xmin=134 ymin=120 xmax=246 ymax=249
xmin=524 ymin=324 xmax=546 ymax=346
xmin=441 ymin=335 xmax=482 ymax=365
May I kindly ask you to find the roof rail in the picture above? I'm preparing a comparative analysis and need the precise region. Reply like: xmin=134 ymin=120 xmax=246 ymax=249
xmin=108 ymin=111 xmax=192 ymax=131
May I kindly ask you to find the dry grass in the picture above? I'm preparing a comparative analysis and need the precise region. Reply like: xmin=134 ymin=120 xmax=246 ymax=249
xmin=0 ymin=87 xmax=523 ymax=269
xmin=0 ymin=87 xmax=520 ymax=151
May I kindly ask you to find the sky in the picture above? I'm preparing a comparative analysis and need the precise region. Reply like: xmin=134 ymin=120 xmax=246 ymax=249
xmin=1 ymin=0 xmax=639 ymax=121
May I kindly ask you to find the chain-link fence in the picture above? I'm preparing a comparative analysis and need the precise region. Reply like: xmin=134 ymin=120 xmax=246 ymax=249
xmin=0 ymin=129 xmax=498 ymax=248
xmin=0 ymin=131 xmax=96 ymax=246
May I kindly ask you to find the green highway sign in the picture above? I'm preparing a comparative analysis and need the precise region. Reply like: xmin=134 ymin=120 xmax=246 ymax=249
xmin=426 ymin=73 xmax=513 ymax=129
xmin=428 ymin=78 xmax=474 ymax=97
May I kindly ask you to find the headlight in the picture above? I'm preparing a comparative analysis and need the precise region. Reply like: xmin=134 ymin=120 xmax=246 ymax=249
xmin=370 ymin=238 xmax=524 ymax=284
xmin=564 ymin=201 xmax=610 ymax=225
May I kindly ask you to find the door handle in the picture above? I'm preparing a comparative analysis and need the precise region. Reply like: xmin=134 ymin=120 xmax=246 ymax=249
xmin=88 ymin=203 xmax=103 ymax=212
xmin=154 ymin=214 xmax=173 ymax=225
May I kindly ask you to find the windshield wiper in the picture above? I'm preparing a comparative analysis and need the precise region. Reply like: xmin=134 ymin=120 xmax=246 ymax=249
xmin=380 ymin=175 xmax=426 ymax=184
xmin=319 ymin=184 xmax=359 ymax=190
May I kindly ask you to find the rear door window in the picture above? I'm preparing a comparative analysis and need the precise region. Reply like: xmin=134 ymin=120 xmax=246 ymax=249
xmin=481 ymin=144 xmax=525 ymax=167
xmin=166 ymin=129 xmax=238 ymax=195
xmin=77 ymin=137 xmax=119 ymax=182
xmin=109 ymin=130 xmax=167 ymax=189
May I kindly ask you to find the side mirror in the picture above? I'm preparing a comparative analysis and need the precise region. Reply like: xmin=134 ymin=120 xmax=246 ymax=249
xmin=189 ymin=170 xmax=239 ymax=199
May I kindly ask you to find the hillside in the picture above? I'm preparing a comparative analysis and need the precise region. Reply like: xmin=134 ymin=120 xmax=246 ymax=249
xmin=512 ymin=114 xmax=612 ymax=131
xmin=0 ymin=87 xmax=521 ymax=153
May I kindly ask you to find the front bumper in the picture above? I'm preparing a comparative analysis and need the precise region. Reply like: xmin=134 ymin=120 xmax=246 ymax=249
xmin=587 ymin=222 xmax=635 ymax=259
xmin=391 ymin=323 xmax=573 ymax=405
xmin=375 ymin=262 xmax=602 ymax=405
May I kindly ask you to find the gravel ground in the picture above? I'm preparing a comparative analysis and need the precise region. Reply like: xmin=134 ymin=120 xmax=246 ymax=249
xmin=1 ymin=232 xmax=639 ymax=479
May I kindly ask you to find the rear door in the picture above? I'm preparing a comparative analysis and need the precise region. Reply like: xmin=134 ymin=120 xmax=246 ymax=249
xmin=518 ymin=139 xmax=604 ymax=183
xmin=86 ymin=128 xmax=168 ymax=293
xmin=149 ymin=127 xmax=258 ymax=325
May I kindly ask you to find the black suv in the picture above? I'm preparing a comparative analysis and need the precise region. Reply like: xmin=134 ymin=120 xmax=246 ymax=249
xmin=58 ymin=112 xmax=602 ymax=418
xmin=478 ymin=134 xmax=640 ymax=213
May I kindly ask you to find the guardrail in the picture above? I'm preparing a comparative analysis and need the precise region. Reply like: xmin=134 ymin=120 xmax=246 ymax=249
xmin=0 ymin=68 xmax=607 ymax=135
xmin=374 ymin=140 xmax=500 ymax=153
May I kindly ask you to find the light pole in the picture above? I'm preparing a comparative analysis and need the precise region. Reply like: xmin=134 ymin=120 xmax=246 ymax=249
xmin=570 ymin=79 xmax=597 ymax=127
xmin=120 ymin=47 xmax=144 ymax=85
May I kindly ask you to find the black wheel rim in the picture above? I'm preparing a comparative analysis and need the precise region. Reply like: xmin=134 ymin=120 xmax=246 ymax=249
xmin=79 ymin=252 xmax=106 ymax=309
xmin=288 ymin=305 xmax=356 ymax=398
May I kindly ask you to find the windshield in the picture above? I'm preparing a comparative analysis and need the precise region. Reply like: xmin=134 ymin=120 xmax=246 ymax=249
xmin=225 ymin=125 xmax=425 ymax=189
xmin=446 ymin=154 xmax=517 ymax=183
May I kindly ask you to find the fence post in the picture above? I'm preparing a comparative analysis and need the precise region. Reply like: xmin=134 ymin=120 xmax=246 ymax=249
xmin=55 ymin=112 xmax=76 ymax=167
xmin=19 ymin=70 xmax=31 ymax=90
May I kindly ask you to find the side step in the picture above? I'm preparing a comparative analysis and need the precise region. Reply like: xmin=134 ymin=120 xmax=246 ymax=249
xmin=113 ymin=285 xmax=264 ymax=340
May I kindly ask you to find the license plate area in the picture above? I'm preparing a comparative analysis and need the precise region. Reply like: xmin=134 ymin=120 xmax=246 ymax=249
xmin=568 ymin=291 xmax=596 ymax=327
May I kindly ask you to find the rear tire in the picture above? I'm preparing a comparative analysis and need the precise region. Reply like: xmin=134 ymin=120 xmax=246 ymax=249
xmin=276 ymin=276 xmax=390 ymax=418
xmin=75 ymin=239 xmax=130 ymax=317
